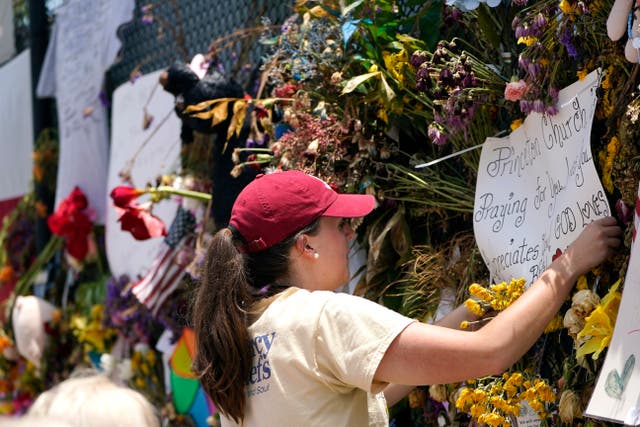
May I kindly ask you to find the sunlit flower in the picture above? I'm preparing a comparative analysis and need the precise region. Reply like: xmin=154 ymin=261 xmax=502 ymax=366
xmin=110 ymin=186 xmax=144 ymax=208
xmin=571 ymin=289 xmax=600 ymax=317
xmin=576 ymin=280 xmax=622 ymax=359
xmin=113 ymin=204 xmax=167 ymax=241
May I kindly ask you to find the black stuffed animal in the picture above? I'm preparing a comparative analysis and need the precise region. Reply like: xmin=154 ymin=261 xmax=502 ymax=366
xmin=159 ymin=60 xmax=245 ymax=142
xmin=159 ymin=60 xmax=256 ymax=228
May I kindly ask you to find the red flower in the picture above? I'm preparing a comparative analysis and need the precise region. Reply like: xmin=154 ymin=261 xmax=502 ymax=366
xmin=110 ymin=186 xmax=143 ymax=208
xmin=114 ymin=205 xmax=167 ymax=240
xmin=47 ymin=186 xmax=93 ymax=260
xmin=552 ymin=248 xmax=563 ymax=261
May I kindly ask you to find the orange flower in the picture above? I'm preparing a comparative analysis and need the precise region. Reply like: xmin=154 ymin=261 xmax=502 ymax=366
xmin=0 ymin=265 xmax=14 ymax=282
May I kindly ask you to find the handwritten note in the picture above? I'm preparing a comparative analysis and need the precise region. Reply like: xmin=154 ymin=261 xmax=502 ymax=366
xmin=37 ymin=0 xmax=134 ymax=223
xmin=474 ymin=70 xmax=609 ymax=284
xmin=105 ymin=70 xmax=181 ymax=279
xmin=584 ymin=183 xmax=640 ymax=425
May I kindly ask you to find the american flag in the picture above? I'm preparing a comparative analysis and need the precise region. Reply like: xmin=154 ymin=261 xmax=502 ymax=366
xmin=132 ymin=206 xmax=196 ymax=315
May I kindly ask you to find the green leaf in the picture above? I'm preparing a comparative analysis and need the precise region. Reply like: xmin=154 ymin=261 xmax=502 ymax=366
xmin=341 ymin=71 xmax=380 ymax=94
xmin=476 ymin=3 xmax=501 ymax=50
xmin=416 ymin=3 xmax=442 ymax=50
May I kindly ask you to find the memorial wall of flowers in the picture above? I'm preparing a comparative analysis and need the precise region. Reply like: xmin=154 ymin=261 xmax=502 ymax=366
xmin=1 ymin=0 xmax=639 ymax=426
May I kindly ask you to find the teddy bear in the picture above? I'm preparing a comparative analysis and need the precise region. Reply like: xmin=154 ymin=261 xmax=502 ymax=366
xmin=607 ymin=0 xmax=640 ymax=62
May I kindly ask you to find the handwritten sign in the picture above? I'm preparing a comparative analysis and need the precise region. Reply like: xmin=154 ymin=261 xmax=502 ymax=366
xmin=584 ymin=183 xmax=640 ymax=425
xmin=105 ymin=70 xmax=181 ymax=279
xmin=36 ymin=0 xmax=134 ymax=223
xmin=473 ymin=70 xmax=609 ymax=285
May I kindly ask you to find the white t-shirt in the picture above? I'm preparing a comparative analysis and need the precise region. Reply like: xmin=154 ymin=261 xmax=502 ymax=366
xmin=221 ymin=288 xmax=415 ymax=427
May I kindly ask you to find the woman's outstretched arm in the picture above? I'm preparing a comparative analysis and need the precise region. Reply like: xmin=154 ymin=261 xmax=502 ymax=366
xmin=374 ymin=216 xmax=622 ymax=386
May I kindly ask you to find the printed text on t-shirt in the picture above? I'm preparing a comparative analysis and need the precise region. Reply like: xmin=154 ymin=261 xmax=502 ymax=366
xmin=248 ymin=332 xmax=276 ymax=385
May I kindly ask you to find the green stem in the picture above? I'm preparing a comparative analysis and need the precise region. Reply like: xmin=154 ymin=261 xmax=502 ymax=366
xmin=151 ymin=186 xmax=212 ymax=201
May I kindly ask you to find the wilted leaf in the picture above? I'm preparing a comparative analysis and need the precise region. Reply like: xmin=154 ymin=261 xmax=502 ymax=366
xmin=210 ymin=101 xmax=231 ymax=127
xmin=309 ymin=5 xmax=328 ymax=17
xmin=341 ymin=71 xmax=380 ymax=94
xmin=380 ymin=74 xmax=396 ymax=101
xmin=226 ymin=100 xmax=247 ymax=142
xmin=341 ymin=0 xmax=364 ymax=16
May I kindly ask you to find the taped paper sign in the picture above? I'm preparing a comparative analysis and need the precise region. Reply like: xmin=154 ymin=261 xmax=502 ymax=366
xmin=584 ymin=183 xmax=640 ymax=425
xmin=473 ymin=69 xmax=609 ymax=285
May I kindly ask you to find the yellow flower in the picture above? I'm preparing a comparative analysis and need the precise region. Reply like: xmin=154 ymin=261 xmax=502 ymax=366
xmin=510 ymin=118 xmax=523 ymax=131
xmin=576 ymin=279 xmax=621 ymax=359
xmin=601 ymin=66 xmax=614 ymax=89
xmin=465 ymin=299 xmax=485 ymax=317
xmin=576 ymin=275 xmax=588 ymax=290
xmin=517 ymin=36 xmax=537 ymax=46
xmin=576 ymin=69 xmax=588 ymax=80
xmin=460 ymin=320 xmax=469 ymax=329
xmin=559 ymin=0 xmax=575 ymax=14
xmin=469 ymin=283 xmax=491 ymax=301
xmin=377 ymin=108 xmax=388 ymax=124
xmin=544 ymin=314 xmax=563 ymax=333
xmin=382 ymin=49 xmax=408 ymax=85
xmin=455 ymin=388 xmax=473 ymax=410
xmin=601 ymin=136 xmax=620 ymax=193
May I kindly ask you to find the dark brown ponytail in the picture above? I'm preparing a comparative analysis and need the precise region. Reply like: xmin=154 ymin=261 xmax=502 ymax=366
xmin=192 ymin=220 xmax=319 ymax=423
xmin=193 ymin=229 xmax=251 ymax=424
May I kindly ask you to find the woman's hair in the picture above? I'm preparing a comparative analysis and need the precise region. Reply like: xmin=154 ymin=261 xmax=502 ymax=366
xmin=193 ymin=220 xmax=320 ymax=424
xmin=27 ymin=372 xmax=160 ymax=427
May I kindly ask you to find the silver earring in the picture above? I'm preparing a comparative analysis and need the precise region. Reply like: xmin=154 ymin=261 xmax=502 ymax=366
xmin=313 ymin=252 xmax=319 ymax=259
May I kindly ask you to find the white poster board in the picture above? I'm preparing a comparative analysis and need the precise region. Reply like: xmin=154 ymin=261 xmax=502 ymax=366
xmin=106 ymin=70 xmax=181 ymax=279
xmin=584 ymin=184 xmax=640 ymax=425
xmin=0 ymin=50 xmax=33 ymax=201
xmin=36 ymin=0 xmax=135 ymax=223
xmin=474 ymin=70 xmax=609 ymax=285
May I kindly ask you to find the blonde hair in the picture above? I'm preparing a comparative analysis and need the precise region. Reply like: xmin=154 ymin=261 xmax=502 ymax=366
xmin=0 ymin=416 xmax=72 ymax=427
xmin=27 ymin=373 xmax=160 ymax=427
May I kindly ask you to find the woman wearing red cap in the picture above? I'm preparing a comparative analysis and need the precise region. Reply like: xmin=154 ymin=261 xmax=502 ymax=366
xmin=192 ymin=170 xmax=621 ymax=427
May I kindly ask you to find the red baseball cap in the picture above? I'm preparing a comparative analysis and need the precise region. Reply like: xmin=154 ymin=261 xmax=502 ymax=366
xmin=229 ymin=170 xmax=376 ymax=253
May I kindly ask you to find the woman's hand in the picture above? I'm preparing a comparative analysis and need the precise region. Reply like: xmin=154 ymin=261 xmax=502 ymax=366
xmin=560 ymin=216 xmax=622 ymax=280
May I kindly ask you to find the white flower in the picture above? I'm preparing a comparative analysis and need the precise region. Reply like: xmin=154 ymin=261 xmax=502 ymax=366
xmin=117 ymin=358 xmax=133 ymax=381
xmin=563 ymin=307 xmax=585 ymax=337
xmin=429 ymin=384 xmax=449 ymax=402
xmin=100 ymin=353 xmax=115 ymax=374
xmin=571 ymin=289 xmax=600 ymax=317
xmin=134 ymin=342 xmax=150 ymax=355
xmin=558 ymin=389 xmax=583 ymax=423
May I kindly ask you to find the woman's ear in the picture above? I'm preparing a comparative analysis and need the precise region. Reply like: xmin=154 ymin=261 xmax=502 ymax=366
xmin=294 ymin=234 xmax=317 ymax=258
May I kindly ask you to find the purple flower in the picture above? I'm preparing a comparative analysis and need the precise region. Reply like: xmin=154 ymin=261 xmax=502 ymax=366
xmin=558 ymin=24 xmax=579 ymax=59
xmin=428 ymin=123 xmax=448 ymax=145
xmin=410 ymin=50 xmax=429 ymax=68
xmin=533 ymin=99 xmax=545 ymax=113
xmin=616 ymin=200 xmax=633 ymax=225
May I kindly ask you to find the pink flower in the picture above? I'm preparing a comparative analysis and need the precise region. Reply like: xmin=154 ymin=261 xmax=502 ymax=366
xmin=504 ymin=79 xmax=528 ymax=102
